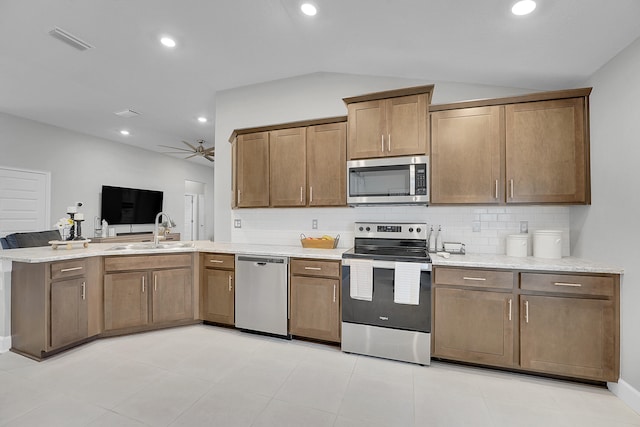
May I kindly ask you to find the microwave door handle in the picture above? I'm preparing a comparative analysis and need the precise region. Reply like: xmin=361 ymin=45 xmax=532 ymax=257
xmin=409 ymin=164 xmax=416 ymax=195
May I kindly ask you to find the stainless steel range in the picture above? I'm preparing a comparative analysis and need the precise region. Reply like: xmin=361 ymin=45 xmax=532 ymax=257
xmin=341 ymin=222 xmax=432 ymax=365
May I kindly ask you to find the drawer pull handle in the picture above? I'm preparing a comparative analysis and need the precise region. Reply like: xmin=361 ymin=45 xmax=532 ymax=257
xmin=553 ymin=282 xmax=582 ymax=287
xmin=510 ymin=179 xmax=514 ymax=199
xmin=463 ymin=277 xmax=486 ymax=281
xmin=304 ymin=267 xmax=322 ymax=271
xmin=381 ymin=134 xmax=384 ymax=152
xmin=61 ymin=266 xmax=83 ymax=273
xmin=228 ymin=275 xmax=232 ymax=292
xmin=310 ymin=187 xmax=313 ymax=203
xmin=142 ymin=276 xmax=145 ymax=293
xmin=81 ymin=282 xmax=86 ymax=300
xmin=333 ymin=284 xmax=336 ymax=303
xmin=508 ymin=298 xmax=512 ymax=321
xmin=154 ymin=275 xmax=157 ymax=292
xmin=388 ymin=134 xmax=391 ymax=151
xmin=525 ymin=300 xmax=529 ymax=323
xmin=209 ymin=260 xmax=224 ymax=263
xmin=495 ymin=179 xmax=499 ymax=199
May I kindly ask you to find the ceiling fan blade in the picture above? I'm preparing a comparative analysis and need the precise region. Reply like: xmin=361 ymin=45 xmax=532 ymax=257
xmin=184 ymin=153 xmax=198 ymax=159
xmin=204 ymin=155 xmax=215 ymax=162
xmin=158 ymin=144 xmax=194 ymax=153
xmin=182 ymin=140 xmax=198 ymax=151
xmin=203 ymin=147 xmax=215 ymax=155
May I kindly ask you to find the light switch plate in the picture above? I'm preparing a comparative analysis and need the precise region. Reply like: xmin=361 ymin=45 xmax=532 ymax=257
xmin=312 ymin=219 xmax=318 ymax=229
xmin=234 ymin=219 xmax=241 ymax=228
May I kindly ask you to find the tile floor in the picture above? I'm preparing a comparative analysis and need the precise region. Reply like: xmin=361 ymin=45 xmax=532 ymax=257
xmin=1 ymin=324 xmax=639 ymax=427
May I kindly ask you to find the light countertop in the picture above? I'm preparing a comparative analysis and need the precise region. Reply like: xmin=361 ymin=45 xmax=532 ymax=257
xmin=0 ymin=241 xmax=624 ymax=274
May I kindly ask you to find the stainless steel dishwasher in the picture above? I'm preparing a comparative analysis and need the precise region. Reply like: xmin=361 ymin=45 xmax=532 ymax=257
xmin=235 ymin=255 xmax=289 ymax=338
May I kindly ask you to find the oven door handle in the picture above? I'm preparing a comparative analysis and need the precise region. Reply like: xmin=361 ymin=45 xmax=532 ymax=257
xmin=342 ymin=258 xmax=432 ymax=271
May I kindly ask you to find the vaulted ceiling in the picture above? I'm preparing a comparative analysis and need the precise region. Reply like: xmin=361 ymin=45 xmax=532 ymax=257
xmin=1 ymin=0 xmax=640 ymax=167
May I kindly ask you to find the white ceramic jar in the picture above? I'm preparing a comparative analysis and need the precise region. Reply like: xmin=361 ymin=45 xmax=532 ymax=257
xmin=533 ymin=230 xmax=562 ymax=259
xmin=506 ymin=234 xmax=529 ymax=257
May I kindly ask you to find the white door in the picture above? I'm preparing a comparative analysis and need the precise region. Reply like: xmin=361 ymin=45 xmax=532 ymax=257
xmin=184 ymin=194 xmax=195 ymax=241
xmin=0 ymin=167 xmax=50 ymax=236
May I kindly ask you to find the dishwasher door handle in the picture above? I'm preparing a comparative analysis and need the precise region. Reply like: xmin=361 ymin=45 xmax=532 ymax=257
xmin=256 ymin=262 xmax=267 ymax=266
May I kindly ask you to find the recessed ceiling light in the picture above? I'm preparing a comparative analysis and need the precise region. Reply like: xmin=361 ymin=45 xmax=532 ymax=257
xmin=512 ymin=0 xmax=536 ymax=16
xmin=197 ymin=116 xmax=208 ymax=123
xmin=301 ymin=3 xmax=317 ymax=16
xmin=120 ymin=130 xmax=130 ymax=136
xmin=160 ymin=36 xmax=176 ymax=48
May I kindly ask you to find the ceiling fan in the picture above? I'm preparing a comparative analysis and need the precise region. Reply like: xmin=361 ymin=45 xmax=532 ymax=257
xmin=160 ymin=140 xmax=215 ymax=162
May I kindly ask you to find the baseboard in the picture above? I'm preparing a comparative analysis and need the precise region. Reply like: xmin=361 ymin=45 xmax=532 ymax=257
xmin=0 ymin=335 xmax=11 ymax=353
xmin=609 ymin=379 xmax=640 ymax=415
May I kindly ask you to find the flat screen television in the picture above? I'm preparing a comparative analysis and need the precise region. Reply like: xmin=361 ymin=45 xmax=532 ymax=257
xmin=101 ymin=185 xmax=163 ymax=225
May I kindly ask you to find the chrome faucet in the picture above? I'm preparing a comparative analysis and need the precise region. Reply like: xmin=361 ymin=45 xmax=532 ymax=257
xmin=154 ymin=211 xmax=173 ymax=246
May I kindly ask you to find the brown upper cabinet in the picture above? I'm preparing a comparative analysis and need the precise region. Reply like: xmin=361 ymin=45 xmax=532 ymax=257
xmin=230 ymin=117 xmax=347 ymax=209
xmin=343 ymin=85 xmax=433 ymax=160
xmin=430 ymin=88 xmax=591 ymax=205
xmin=233 ymin=131 xmax=270 ymax=208
xmin=431 ymin=106 xmax=504 ymax=204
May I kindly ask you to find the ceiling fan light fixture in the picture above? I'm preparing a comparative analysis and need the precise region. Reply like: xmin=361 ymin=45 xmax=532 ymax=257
xmin=512 ymin=0 xmax=536 ymax=16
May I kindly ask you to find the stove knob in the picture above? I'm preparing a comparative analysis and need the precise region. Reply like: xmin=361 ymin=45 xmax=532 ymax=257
xmin=365 ymin=227 xmax=371 ymax=232
xmin=409 ymin=228 xmax=414 ymax=232
xmin=358 ymin=226 xmax=364 ymax=232
xmin=416 ymin=227 xmax=422 ymax=233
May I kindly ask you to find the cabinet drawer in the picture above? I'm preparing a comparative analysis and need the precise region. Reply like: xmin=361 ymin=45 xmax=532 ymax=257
xmin=202 ymin=253 xmax=235 ymax=270
xmin=291 ymin=258 xmax=340 ymax=278
xmin=51 ymin=259 xmax=87 ymax=280
xmin=434 ymin=267 xmax=514 ymax=290
xmin=521 ymin=273 xmax=614 ymax=297
xmin=104 ymin=254 xmax=192 ymax=272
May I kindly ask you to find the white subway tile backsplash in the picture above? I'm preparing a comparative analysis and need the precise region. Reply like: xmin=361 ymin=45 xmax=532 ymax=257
xmin=230 ymin=205 xmax=571 ymax=255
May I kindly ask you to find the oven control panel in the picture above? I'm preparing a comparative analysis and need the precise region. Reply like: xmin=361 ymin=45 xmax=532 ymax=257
xmin=354 ymin=222 xmax=428 ymax=240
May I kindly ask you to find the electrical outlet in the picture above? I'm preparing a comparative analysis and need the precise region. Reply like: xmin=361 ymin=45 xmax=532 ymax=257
xmin=234 ymin=219 xmax=241 ymax=228
xmin=312 ymin=219 xmax=318 ymax=229
xmin=472 ymin=221 xmax=481 ymax=232
xmin=520 ymin=220 xmax=528 ymax=233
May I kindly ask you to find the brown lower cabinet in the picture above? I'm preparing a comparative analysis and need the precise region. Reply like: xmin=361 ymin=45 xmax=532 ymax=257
xmin=433 ymin=266 xmax=619 ymax=382
xmin=103 ymin=254 xmax=193 ymax=334
xmin=11 ymin=257 xmax=102 ymax=359
xmin=289 ymin=258 xmax=341 ymax=343
xmin=200 ymin=253 xmax=235 ymax=325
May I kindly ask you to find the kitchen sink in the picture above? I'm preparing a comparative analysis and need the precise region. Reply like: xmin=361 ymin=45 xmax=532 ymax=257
xmin=106 ymin=242 xmax=195 ymax=251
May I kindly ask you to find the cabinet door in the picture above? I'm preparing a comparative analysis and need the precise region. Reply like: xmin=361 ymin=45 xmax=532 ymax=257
xmin=270 ymin=127 xmax=306 ymax=207
xmin=431 ymin=106 xmax=504 ymax=204
xmin=50 ymin=277 xmax=88 ymax=349
xmin=237 ymin=132 xmax=270 ymax=207
xmin=347 ymin=100 xmax=386 ymax=159
xmin=151 ymin=268 xmax=193 ymax=324
xmin=386 ymin=94 xmax=428 ymax=157
xmin=201 ymin=268 xmax=234 ymax=325
xmin=104 ymin=272 xmax=149 ymax=331
xmin=433 ymin=287 xmax=514 ymax=367
xmin=290 ymin=276 xmax=340 ymax=342
xmin=506 ymin=98 xmax=588 ymax=203
xmin=307 ymin=122 xmax=346 ymax=206
xmin=520 ymin=295 xmax=616 ymax=381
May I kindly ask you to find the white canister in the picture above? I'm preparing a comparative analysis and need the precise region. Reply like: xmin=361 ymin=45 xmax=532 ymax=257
xmin=533 ymin=230 xmax=562 ymax=259
xmin=506 ymin=234 xmax=529 ymax=257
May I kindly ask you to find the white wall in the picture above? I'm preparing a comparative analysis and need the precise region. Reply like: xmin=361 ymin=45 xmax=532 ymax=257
xmin=213 ymin=72 xmax=568 ymax=254
xmin=571 ymin=36 xmax=640 ymax=405
xmin=0 ymin=112 xmax=214 ymax=239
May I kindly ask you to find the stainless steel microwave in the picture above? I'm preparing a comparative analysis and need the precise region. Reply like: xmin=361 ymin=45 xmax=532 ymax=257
xmin=347 ymin=155 xmax=429 ymax=206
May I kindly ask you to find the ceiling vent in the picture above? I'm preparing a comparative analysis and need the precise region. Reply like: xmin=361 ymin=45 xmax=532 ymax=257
xmin=49 ymin=27 xmax=94 ymax=51
xmin=114 ymin=109 xmax=141 ymax=118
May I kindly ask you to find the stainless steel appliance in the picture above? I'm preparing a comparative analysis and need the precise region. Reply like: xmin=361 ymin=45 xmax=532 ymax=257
xmin=235 ymin=255 xmax=289 ymax=338
xmin=347 ymin=155 xmax=429 ymax=205
xmin=341 ymin=222 xmax=431 ymax=365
